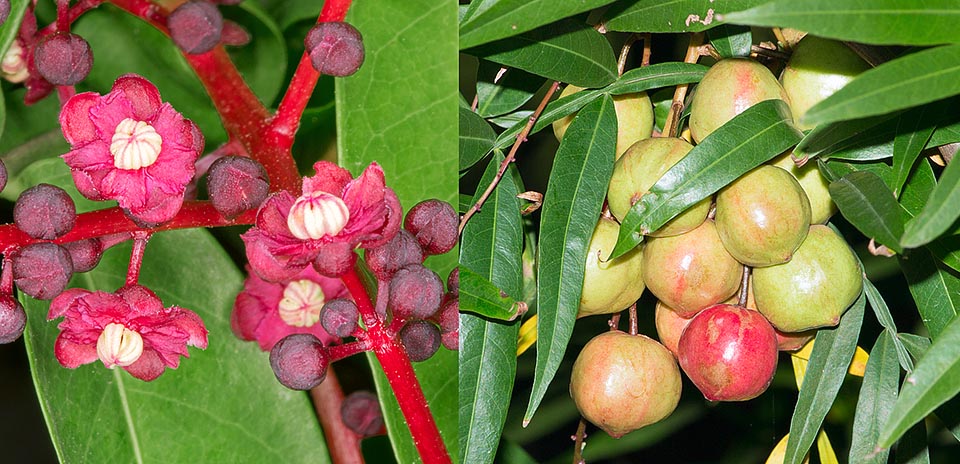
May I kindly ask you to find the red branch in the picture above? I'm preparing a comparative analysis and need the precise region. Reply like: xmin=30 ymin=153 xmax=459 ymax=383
xmin=310 ymin=367 xmax=366 ymax=464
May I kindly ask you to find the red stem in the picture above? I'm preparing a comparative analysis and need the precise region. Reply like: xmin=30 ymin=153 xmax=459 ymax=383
xmin=326 ymin=339 xmax=370 ymax=362
xmin=310 ymin=366 xmax=366 ymax=464
xmin=125 ymin=231 xmax=151 ymax=286
xmin=341 ymin=267 xmax=451 ymax=464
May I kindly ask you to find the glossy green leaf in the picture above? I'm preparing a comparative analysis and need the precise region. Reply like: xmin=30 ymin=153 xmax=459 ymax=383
xmin=706 ymin=24 xmax=752 ymax=59
xmin=795 ymin=114 xmax=897 ymax=160
xmin=893 ymin=332 xmax=960 ymax=443
xmin=898 ymin=159 xmax=960 ymax=275
xmin=928 ymin=114 xmax=960 ymax=148
xmin=459 ymin=0 xmax=617 ymax=49
xmin=862 ymin=279 xmax=913 ymax=372
xmin=476 ymin=61 xmax=544 ymax=118
xmin=460 ymin=152 xmax=524 ymax=464
xmin=901 ymin=155 xmax=960 ymax=248
xmin=224 ymin=1 xmax=288 ymax=107
xmin=829 ymin=171 xmax=904 ymax=253
xmin=605 ymin=0 xmax=766 ymax=33
xmin=461 ymin=268 xmax=525 ymax=321
xmin=459 ymin=0 xmax=497 ymax=25
xmin=467 ymin=18 xmax=617 ymax=88
xmin=0 ymin=0 xmax=27 ymax=58
xmin=802 ymin=45 xmax=960 ymax=127
xmin=460 ymin=106 xmax=497 ymax=171
xmin=257 ymin=0 xmax=325 ymax=28
xmin=721 ymin=0 xmax=960 ymax=46
xmin=878 ymin=315 xmax=960 ymax=447
xmin=525 ymin=95 xmax=617 ymax=424
xmin=892 ymin=104 xmax=941 ymax=197
xmin=784 ymin=292 xmax=865 ymax=464
xmin=849 ymin=331 xmax=898 ymax=464
xmin=611 ymin=99 xmax=802 ymax=260
xmin=898 ymin=247 xmax=960 ymax=339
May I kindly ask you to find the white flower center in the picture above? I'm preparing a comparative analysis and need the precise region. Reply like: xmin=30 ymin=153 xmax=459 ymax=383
xmin=278 ymin=279 xmax=326 ymax=327
xmin=286 ymin=191 xmax=350 ymax=240
xmin=110 ymin=118 xmax=163 ymax=170
xmin=96 ymin=322 xmax=144 ymax=368
xmin=1 ymin=40 xmax=28 ymax=83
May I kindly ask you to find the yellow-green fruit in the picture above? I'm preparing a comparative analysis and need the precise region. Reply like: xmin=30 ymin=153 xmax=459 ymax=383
xmin=552 ymin=85 xmax=653 ymax=159
xmin=781 ymin=35 xmax=869 ymax=130
xmin=689 ymin=58 xmax=789 ymax=143
xmin=577 ymin=218 xmax=645 ymax=318
xmin=771 ymin=151 xmax=836 ymax=224
xmin=753 ymin=225 xmax=862 ymax=332
xmin=607 ymin=137 xmax=710 ymax=237
xmin=716 ymin=165 xmax=811 ymax=267
xmin=570 ymin=331 xmax=681 ymax=438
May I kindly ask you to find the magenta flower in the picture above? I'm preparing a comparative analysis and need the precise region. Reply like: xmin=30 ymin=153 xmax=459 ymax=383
xmin=48 ymin=285 xmax=208 ymax=382
xmin=232 ymin=265 xmax=348 ymax=351
xmin=241 ymin=161 xmax=402 ymax=281
xmin=59 ymin=74 xmax=204 ymax=225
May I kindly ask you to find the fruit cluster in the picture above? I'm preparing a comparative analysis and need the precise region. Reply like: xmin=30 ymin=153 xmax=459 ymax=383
xmin=566 ymin=35 xmax=868 ymax=438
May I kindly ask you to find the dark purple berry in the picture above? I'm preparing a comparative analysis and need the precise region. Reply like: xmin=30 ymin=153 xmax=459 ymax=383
xmin=207 ymin=156 xmax=269 ymax=218
xmin=0 ymin=159 xmax=8 ymax=194
xmin=340 ymin=391 xmax=383 ymax=437
xmin=320 ymin=298 xmax=359 ymax=338
xmin=365 ymin=229 xmax=423 ymax=281
xmin=403 ymin=200 xmax=458 ymax=255
xmin=34 ymin=33 xmax=93 ymax=86
xmin=0 ymin=297 xmax=26 ymax=344
xmin=447 ymin=267 xmax=458 ymax=295
xmin=313 ymin=242 xmax=356 ymax=277
xmin=269 ymin=333 xmax=328 ymax=390
xmin=399 ymin=320 xmax=440 ymax=362
xmin=304 ymin=22 xmax=364 ymax=77
xmin=388 ymin=264 xmax=443 ymax=320
xmin=63 ymin=238 xmax=104 ymax=273
xmin=14 ymin=183 xmax=76 ymax=240
xmin=168 ymin=0 xmax=223 ymax=54
xmin=13 ymin=243 xmax=73 ymax=300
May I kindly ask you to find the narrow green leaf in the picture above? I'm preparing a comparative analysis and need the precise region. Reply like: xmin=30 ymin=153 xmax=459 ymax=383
xmin=862 ymin=279 xmax=913 ymax=372
xmin=721 ymin=0 xmax=960 ymax=46
xmin=829 ymin=171 xmax=904 ymax=253
xmin=803 ymin=44 xmax=960 ymax=127
xmin=897 ymin=158 xmax=960 ymax=274
xmin=476 ymin=61 xmax=544 ymax=118
xmin=611 ymin=99 xmax=802 ymax=260
xmin=898 ymin=247 xmax=960 ymax=339
xmin=525 ymin=95 xmax=617 ymax=424
xmin=892 ymin=332 xmax=960 ymax=443
xmin=898 ymin=333 xmax=932 ymax=362
xmin=849 ymin=331 xmax=899 ymax=464
xmin=901 ymin=155 xmax=960 ymax=248
xmin=605 ymin=0 xmax=766 ymax=33
xmin=460 ymin=152 xmax=524 ymax=464
xmin=784 ymin=292 xmax=865 ymax=464
xmin=459 ymin=0 xmax=617 ymax=49
xmin=892 ymin=104 xmax=940 ymax=197
xmin=459 ymin=0 xmax=497 ymax=25
xmin=707 ymin=24 xmax=752 ymax=58
xmin=795 ymin=114 xmax=898 ymax=160
xmin=878 ymin=315 xmax=960 ymax=447
xmin=928 ymin=113 xmax=960 ymax=148
xmin=468 ymin=18 xmax=618 ymax=88
xmin=461 ymin=267 xmax=526 ymax=321
xmin=460 ymin=106 xmax=497 ymax=171
xmin=896 ymin=421 xmax=930 ymax=464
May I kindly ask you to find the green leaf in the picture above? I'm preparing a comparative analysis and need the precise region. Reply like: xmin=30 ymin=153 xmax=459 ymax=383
xmin=706 ymin=24 xmax=752 ymax=59
xmin=784 ymin=292 xmax=865 ymax=464
xmin=849 ymin=331 xmax=899 ymax=464
xmin=605 ymin=0 xmax=766 ymax=33
xmin=828 ymin=171 xmax=904 ymax=253
xmin=459 ymin=0 xmax=617 ymax=49
xmin=460 ymin=106 xmax=497 ymax=171
xmin=897 ymin=158 xmax=960 ymax=274
xmin=878 ymin=315 xmax=960 ymax=447
xmin=721 ymin=0 xmax=960 ymax=46
xmin=475 ymin=61 xmax=544 ymax=118
xmin=892 ymin=104 xmax=941 ymax=197
xmin=862 ymin=279 xmax=913 ymax=372
xmin=898 ymin=247 xmax=960 ymax=339
xmin=0 ymin=0 xmax=27 ymax=60
xmin=898 ymin=333 xmax=932 ymax=362
xmin=795 ymin=114 xmax=897 ymax=160
xmin=802 ymin=44 xmax=960 ymax=127
xmin=461 ymin=268 xmax=525 ymax=321
xmin=893 ymin=332 xmax=960 ymax=443
xmin=224 ymin=1 xmax=288 ymax=107
xmin=611 ymin=99 xmax=802 ymax=260
xmin=525 ymin=95 xmax=617 ymax=424
xmin=460 ymin=151 xmax=524 ymax=464
xmin=901 ymin=155 xmax=960 ymax=248
xmin=467 ymin=18 xmax=618 ymax=88
xmin=257 ymin=0 xmax=324 ymax=29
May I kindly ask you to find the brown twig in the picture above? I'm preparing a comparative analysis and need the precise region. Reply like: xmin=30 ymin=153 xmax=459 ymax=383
xmin=617 ymin=34 xmax=638 ymax=76
xmin=738 ymin=266 xmax=751 ymax=307
xmin=572 ymin=418 xmax=588 ymax=464
xmin=628 ymin=302 xmax=638 ymax=335
xmin=663 ymin=33 xmax=703 ymax=138
xmin=640 ymin=33 xmax=652 ymax=67
xmin=608 ymin=313 xmax=621 ymax=332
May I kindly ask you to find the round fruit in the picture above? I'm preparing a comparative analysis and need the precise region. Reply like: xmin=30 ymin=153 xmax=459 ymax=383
xmin=781 ymin=35 xmax=869 ymax=130
xmin=677 ymin=304 xmax=778 ymax=401
xmin=715 ymin=165 xmax=811 ymax=267
xmin=689 ymin=58 xmax=789 ymax=143
xmin=654 ymin=300 xmax=692 ymax=357
xmin=753 ymin=225 xmax=862 ymax=332
xmin=552 ymin=85 xmax=653 ymax=159
xmin=607 ymin=137 xmax=710 ymax=236
xmin=577 ymin=218 xmax=645 ymax=318
xmin=771 ymin=151 xmax=836 ymax=224
xmin=642 ymin=220 xmax=742 ymax=318
xmin=569 ymin=330 xmax=681 ymax=438
xmin=775 ymin=329 xmax=815 ymax=352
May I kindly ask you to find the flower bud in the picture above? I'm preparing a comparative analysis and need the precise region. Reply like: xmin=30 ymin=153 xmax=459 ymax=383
xmin=446 ymin=267 xmax=458 ymax=295
xmin=305 ymin=22 xmax=364 ymax=77
xmin=96 ymin=322 xmax=144 ymax=368
xmin=404 ymin=199 xmax=458 ymax=255
xmin=320 ymin=298 xmax=359 ymax=338
xmin=0 ymin=297 xmax=26 ymax=344
xmin=365 ymin=229 xmax=423 ymax=281
xmin=207 ymin=155 xmax=269 ymax=218
xmin=340 ymin=391 xmax=383 ymax=437
xmin=399 ymin=320 xmax=441 ymax=362
xmin=270 ymin=333 xmax=328 ymax=390
xmin=287 ymin=191 xmax=350 ymax=240
xmin=13 ymin=243 xmax=73 ymax=300
xmin=388 ymin=264 xmax=443 ymax=320
xmin=14 ymin=183 xmax=76 ymax=240
xmin=168 ymin=0 xmax=223 ymax=54
xmin=34 ymin=33 xmax=93 ymax=86
xmin=63 ymin=238 xmax=104 ymax=273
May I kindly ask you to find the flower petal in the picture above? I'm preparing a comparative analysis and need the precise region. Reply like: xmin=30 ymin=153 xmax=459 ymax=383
xmin=48 ymin=288 xmax=92 ymax=320
xmin=54 ymin=333 xmax=99 ymax=368
xmin=112 ymin=74 xmax=162 ymax=120
xmin=59 ymin=92 xmax=101 ymax=145
xmin=123 ymin=348 xmax=165 ymax=381
xmin=302 ymin=161 xmax=353 ymax=197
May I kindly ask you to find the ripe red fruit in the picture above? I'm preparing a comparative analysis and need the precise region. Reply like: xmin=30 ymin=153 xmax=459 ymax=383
xmin=305 ymin=22 xmax=365 ymax=77
xmin=340 ymin=391 xmax=384 ymax=437
xmin=269 ymin=333 xmax=329 ymax=390
xmin=399 ymin=320 xmax=441 ymax=362
xmin=0 ymin=297 xmax=26 ymax=344
xmin=207 ymin=156 xmax=270 ymax=218
xmin=388 ymin=264 xmax=443 ymax=320
xmin=404 ymin=199 xmax=458 ymax=255
xmin=319 ymin=298 xmax=359 ymax=338
xmin=168 ymin=0 xmax=223 ymax=54
xmin=14 ymin=183 xmax=76 ymax=240
xmin=34 ymin=33 xmax=93 ymax=86
xmin=13 ymin=243 xmax=74 ymax=300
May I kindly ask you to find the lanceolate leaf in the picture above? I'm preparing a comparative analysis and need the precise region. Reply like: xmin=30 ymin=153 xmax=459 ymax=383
xmin=461 ymin=266 xmax=525 ymax=321
xmin=459 ymin=0 xmax=618 ymax=50
xmin=862 ymin=279 xmax=913 ymax=372
xmin=784 ymin=293 xmax=865 ymax=464
xmin=892 ymin=104 xmax=941 ymax=197
xmin=460 ymin=106 xmax=497 ymax=171
xmin=802 ymin=44 xmax=960 ymax=127
xmin=829 ymin=171 xmax=904 ymax=253
xmin=707 ymin=24 xmax=752 ymax=59
xmin=897 ymin=160 xmax=960 ymax=274
xmin=460 ymin=152 xmax=524 ymax=464
xmin=721 ymin=0 xmax=960 ymax=46
xmin=525 ymin=96 xmax=617 ymax=424
xmin=605 ymin=0 xmax=766 ymax=33
xmin=476 ymin=62 xmax=544 ymax=118
xmin=848 ymin=331 xmax=899 ymax=464
xmin=901 ymin=156 xmax=960 ymax=248
xmin=795 ymin=114 xmax=897 ymax=160
xmin=611 ymin=99 xmax=802 ymax=260
xmin=898 ymin=247 xmax=960 ymax=340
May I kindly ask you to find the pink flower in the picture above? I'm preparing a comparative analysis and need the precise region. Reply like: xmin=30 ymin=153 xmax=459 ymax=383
xmin=241 ymin=161 xmax=402 ymax=281
xmin=48 ymin=285 xmax=208 ymax=382
xmin=232 ymin=265 xmax=348 ymax=351
xmin=59 ymin=74 xmax=204 ymax=225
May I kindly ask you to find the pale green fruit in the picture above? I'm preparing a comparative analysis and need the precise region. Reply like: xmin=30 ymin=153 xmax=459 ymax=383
xmin=716 ymin=165 xmax=811 ymax=267
xmin=781 ymin=35 xmax=869 ymax=130
xmin=552 ymin=84 xmax=654 ymax=159
xmin=689 ymin=58 xmax=789 ymax=143
xmin=577 ymin=218 xmax=645 ymax=318
xmin=642 ymin=220 xmax=742 ymax=318
xmin=607 ymin=137 xmax=710 ymax=237
xmin=753 ymin=225 xmax=862 ymax=332
xmin=771 ymin=151 xmax=837 ymax=224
